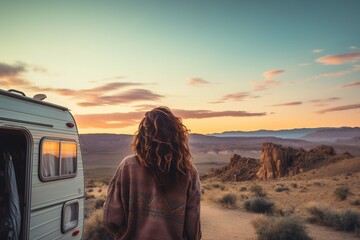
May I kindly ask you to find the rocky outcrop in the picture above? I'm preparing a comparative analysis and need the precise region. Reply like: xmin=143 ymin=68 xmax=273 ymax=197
xmin=256 ymin=143 xmax=344 ymax=180
xmin=203 ymin=154 xmax=260 ymax=182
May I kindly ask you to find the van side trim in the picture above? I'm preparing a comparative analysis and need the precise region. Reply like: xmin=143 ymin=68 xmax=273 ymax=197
xmin=30 ymin=196 xmax=85 ymax=213
xmin=0 ymin=117 xmax=53 ymax=128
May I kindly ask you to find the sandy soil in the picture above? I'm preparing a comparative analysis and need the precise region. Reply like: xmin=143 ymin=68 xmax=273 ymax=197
xmin=201 ymin=202 xmax=360 ymax=240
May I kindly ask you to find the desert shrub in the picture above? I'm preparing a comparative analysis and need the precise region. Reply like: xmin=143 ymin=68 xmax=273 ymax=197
xmin=252 ymin=215 xmax=312 ymax=240
xmin=339 ymin=210 xmax=360 ymax=232
xmin=291 ymin=183 xmax=298 ymax=188
xmin=306 ymin=203 xmax=360 ymax=232
xmin=83 ymin=209 xmax=113 ymax=240
xmin=334 ymin=186 xmax=350 ymax=200
xmin=274 ymin=186 xmax=290 ymax=192
xmin=350 ymin=199 xmax=360 ymax=206
xmin=249 ymin=185 xmax=266 ymax=197
xmin=98 ymin=188 xmax=102 ymax=193
xmin=219 ymin=193 xmax=237 ymax=208
xmin=240 ymin=186 xmax=247 ymax=191
xmin=212 ymin=183 xmax=225 ymax=190
xmin=95 ymin=198 xmax=106 ymax=209
xmin=88 ymin=188 xmax=94 ymax=193
xmin=244 ymin=197 xmax=274 ymax=214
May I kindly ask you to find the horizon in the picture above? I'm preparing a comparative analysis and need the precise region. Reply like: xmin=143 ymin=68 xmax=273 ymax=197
xmin=1 ymin=1 xmax=360 ymax=134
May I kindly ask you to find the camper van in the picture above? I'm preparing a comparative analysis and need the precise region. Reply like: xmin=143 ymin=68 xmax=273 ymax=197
xmin=0 ymin=89 xmax=84 ymax=240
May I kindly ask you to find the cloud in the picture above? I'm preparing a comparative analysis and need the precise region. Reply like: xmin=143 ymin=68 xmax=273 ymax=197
xmin=308 ymin=97 xmax=341 ymax=107
xmin=0 ymin=63 xmax=161 ymax=107
xmin=313 ymin=49 xmax=324 ymax=53
xmin=211 ymin=91 xmax=259 ymax=103
xmin=251 ymin=79 xmax=282 ymax=91
xmin=173 ymin=109 xmax=266 ymax=119
xmin=77 ymin=89 xmax=164 ymax=107
xmin=75 ymin=108 xmax=267 ymax=129
xmin=350 ymin=46 xmax=358 ymax=50
xmin=272 ymin=101 xmax=302 ymax=107
xmin=321 ymin=64 xmax=360 ymax=78
xmin=263 ymin=70 xmax=285 ymax=79
xmin=188 ymin=78 xmax=210 ymax=86
xmin=0 ymin=62 xmax=27 ymax=78
xmin=317 ymin=104 xmax=360 ymax=114
xmin=337 ymin=81 xmax=360 ymax=88
xmin=316 ymin=52 xmax=360 ymax=65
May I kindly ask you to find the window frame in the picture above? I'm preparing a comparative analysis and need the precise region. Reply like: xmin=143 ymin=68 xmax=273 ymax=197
xmin=39 ymin=138 xmax=78 ymax=182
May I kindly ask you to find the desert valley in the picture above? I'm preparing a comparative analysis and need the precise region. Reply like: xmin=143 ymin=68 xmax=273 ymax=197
xmin=82 ymin=127 xmax=360 ymax=240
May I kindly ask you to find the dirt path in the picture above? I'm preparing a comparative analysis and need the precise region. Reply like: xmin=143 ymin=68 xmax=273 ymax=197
xmin=201 ymin=203 xmax=257 ymax=240
xmin=201 ymin=203 xmax=359 ymax=240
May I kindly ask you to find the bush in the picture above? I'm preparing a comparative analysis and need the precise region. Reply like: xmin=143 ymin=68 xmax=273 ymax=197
xmin=212 ymin=183 xmax=225 ymax=190
xmin=334 ymin=186 xmax=350 ymax=200
xmin=244 ymin=197 xmax=274 ymax=214
xmin=95 ymin=198 xmax=106 ymax=209
xmin=219 ymin=193 xmax=237 ymax=208
xmin=306 ymin=203 xmax=360 ymax=232
xmin=240 ymin=187 xmax=247 ymax=191
xmin=274 ymin=186 xmax=290 ymax=192
xmin=252 ymin=215 xmax=312 ymax=240
xmin=249 ymin=185 xmax=266 ymax=197
xmin=339 ymin=210 xmax=360 ymax=232
xmin=83 ymin=209 xmax=113 ymax=240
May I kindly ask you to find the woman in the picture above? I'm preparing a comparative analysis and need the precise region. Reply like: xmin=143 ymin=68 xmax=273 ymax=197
xmin=103 ymin=107 xmax=202 ymax=240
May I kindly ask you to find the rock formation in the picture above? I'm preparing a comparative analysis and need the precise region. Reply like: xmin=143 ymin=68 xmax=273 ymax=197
xmin=256 ymin=143 xmax=345 ymax=180
xmin=203 ymin=154 xmax=260 ymax=182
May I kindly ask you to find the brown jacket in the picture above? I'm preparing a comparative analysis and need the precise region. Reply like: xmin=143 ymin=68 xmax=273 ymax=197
xmin=103 ymin=155 xmax=202 ymax=240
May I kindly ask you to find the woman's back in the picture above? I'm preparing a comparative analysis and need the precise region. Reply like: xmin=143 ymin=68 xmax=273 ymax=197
xmin=104 ymin=155 xmax=201 ymax=240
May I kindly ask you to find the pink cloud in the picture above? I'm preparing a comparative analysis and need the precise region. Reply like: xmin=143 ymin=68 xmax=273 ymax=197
xmin=272 ymin=101 xmax=302 ymax=107
xmin=263 ymin=70 xmax=285 ymax=79
xmin=308 ymin=97 xmax=341 ymax=107
xmin=75 ymin=108 xmax=267 ymax=128
xmin=337 ymin=81 xmax=360 ymax=88
xmin=316 ymin=52 xmax=360 ymax=65
xmin=77 ymin=89 xmax=163 ymax=107
xmin=211 ymin=91 xmax=259 ymax=103
xmin=251 ymin=79 xmax=282 ymax=91
xmin=188 ymin=77 xmax=210 ymax=86
xmin=317 ymin=104 xmax=360 ymax=114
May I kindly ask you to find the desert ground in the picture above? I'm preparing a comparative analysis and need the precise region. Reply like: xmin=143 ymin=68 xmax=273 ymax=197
xmin=83 ymin=156 xmax=360 ymax=240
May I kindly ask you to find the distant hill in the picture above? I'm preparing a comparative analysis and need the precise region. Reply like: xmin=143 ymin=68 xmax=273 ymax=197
xmin=209 ymin=128 xmax=327 ymax=139
xmin=300 ymin=127 xmax=360 ymax=143
xmin=210 ymin=127 xmax=360 ymax=143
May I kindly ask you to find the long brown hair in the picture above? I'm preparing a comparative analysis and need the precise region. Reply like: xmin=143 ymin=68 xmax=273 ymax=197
xmin=132 ymin=106 xmax=195 ymax=188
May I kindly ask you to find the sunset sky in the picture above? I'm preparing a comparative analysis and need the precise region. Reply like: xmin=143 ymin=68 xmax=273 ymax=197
xmin=1 ymin=0 xmax=359 ymax=134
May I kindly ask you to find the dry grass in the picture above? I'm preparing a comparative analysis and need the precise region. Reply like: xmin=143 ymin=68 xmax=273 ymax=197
xmin=83 ymin=209 xmax=113 ymax=240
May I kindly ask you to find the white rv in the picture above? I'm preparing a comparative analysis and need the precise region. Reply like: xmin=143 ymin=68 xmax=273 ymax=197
xmin=0 ymin=89 xmax=84 ymax=240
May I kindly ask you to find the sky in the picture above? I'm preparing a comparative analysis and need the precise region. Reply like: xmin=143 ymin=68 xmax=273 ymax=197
xmin=1 ymin=0 xmax=360 ymax=134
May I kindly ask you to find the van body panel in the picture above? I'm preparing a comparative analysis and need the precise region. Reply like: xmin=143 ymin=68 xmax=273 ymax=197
xmin=0 ymin=89 xmax=85 ymax=240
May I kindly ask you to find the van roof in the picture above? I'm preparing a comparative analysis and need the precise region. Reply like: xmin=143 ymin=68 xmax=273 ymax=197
xmin=0 ymin=89 xmax=69 ymax=111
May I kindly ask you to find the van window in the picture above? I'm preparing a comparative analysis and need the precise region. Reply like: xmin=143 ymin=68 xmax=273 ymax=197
xmin=40 ymin=139 xmax=77 ymax=181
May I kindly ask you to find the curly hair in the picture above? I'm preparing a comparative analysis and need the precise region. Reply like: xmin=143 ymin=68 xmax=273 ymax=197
xmin=132 ymin=106 xmax=195 ymax=188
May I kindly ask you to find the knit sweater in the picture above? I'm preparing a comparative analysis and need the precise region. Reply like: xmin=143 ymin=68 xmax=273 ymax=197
xmin=103 ymin=155 xmax=202 ymax=240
